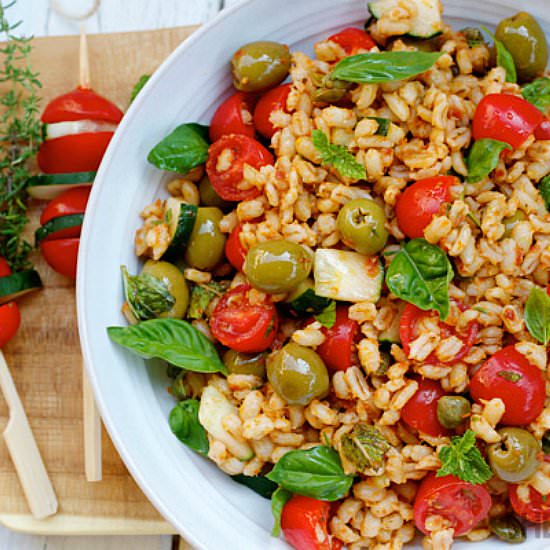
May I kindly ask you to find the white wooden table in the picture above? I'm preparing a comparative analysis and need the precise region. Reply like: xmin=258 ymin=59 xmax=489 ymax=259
xmin=2 ymin=1 xmax=240 ymax=548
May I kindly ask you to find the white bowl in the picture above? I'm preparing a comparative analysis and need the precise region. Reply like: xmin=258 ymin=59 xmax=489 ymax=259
xmin=77 ymin=1 xmax=550 ymax=548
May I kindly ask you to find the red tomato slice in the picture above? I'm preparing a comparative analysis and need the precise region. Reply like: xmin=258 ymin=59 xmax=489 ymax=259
xmin=253 ymin=83 xmax=292 ymax=139
xmin=37 ymin=132 xmax=114 ymax=174
xmin=206 ymin=134 xmax=274 ymax=201
xmin=0 ymin=257 xmax=11 ymax=277
xmin=0 ymin=302 xmax=21 ymax=348
xmin=414 ymin=474 xmax=491 ymax=536
xmin=509 ymin=484 xmax=550 ymax=524
xmin=40 ymin=186 xmax=91 ymax=225
xmin=40 ymin=238 xmax=80 ymax=280
xmin=316 ymin=306 xmax=359 ymax=372
xmin=399 ymin=303 xmax=478 ymax=365
xmin=469 ymin=345 xmax=546 ymax=425
xmin=225 ymin=224 xmax=247 ymax=272
xmin=395 ymin=176 xmax=457 ymax=239
xmin=41 ymin=87 xmax=123 ymax=124
xmin=473 ymin=94 xmax=543 ymax=149
xmin=535 ymin=119 xmax=550 ymax=141
xmin=210 ymin=92 xmax=256 ymax=142
xmin=210 ymin=284 xmax=278 ymax=353
xmin=327 ymin=27 xmax=376 ymax=55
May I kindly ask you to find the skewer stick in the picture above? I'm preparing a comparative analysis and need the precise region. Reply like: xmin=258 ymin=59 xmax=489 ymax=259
xmin=79 ymin=23 xmax=91 ymax=89
xmin=0 ymin=350 xmax=58 ymax=519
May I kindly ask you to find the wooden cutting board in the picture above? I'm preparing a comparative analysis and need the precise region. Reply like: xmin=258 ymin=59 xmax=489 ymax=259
xmin=0 ymin=26 xmax=197 ymax=536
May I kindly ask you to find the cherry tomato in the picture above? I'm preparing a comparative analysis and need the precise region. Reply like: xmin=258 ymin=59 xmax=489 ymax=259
xmin=206 ymin=134 xmax=274 ymax=201
xmin=0 ymin=302 xmax=21 ymax=348
xmin=210 ymin=284 xmax=278 ymax=353
xmin=470 ymin=345 xmax=546 ymax=425
xmin=225 ymin=224 xmax=247 ymax=272
xmin=40 ymin=186 xmax=91 ymax=225
xmin=535 ymin=119 xmax=550 ymax=141
xmin=509 ymin=484 xmax=550 ymax=524
xmin=414 ymin=474 xmax=491 ymax=536
xmin=395 ymin=176 xmax=457 ymax=239
xmin=400 ymin=303 xmax=478 ymax=365
xmin=0 ymin=257 xmax=11 ymax=277
xmin=37 ymin=132 xmax=114 ymax=174
xmin=327 ymin=27 xmax=376 ymax=55
xmin=40 ymin=238 xmax=79 ymax=279
xmin=209 ymin=92 xmax=256 ymax=142
xmin=401 ymin=378 xmax=450 ymax=437
xmin=253 ymin=83 xmax=291 ymax=139
xmin=316 ymin=306 xmax=359 ymax=372
xmin=473 ymin=94 xmax=543 ymax=149
xmin=41 ymin=87 xmax=123 ymax=124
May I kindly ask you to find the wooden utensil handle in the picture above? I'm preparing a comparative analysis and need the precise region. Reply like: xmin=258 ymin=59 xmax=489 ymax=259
xmin=83 ymin=363 xmax=102 ymax=481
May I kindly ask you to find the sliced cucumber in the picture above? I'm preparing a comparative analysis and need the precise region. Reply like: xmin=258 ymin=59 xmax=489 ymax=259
xmin=368 ymin=0 xmax=442 ymax=39
xmin=0 ymin=270 xmax=43 ymax=304
xmin=34 ymin=213 xmax=84 ymax=245
xmin=27 ymin=171 xmax=95 ymax=200
xmin=379 ymin=302 xmax=405 ymax=344
xmin=163 ymin=198 xmax=198 ymax=259
xmin=286 ymin=278 xmax=332 ymax=315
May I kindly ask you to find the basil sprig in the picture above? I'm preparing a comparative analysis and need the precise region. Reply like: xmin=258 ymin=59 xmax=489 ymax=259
xmin=522 ymin=77 xmax=550 ymax=114
xmin=107 ymin=318 xmax=226 ymax=374
xmin=385 ymin=238 xmax=453 ymax=320
xmin=169 ymin=399 xmax=209 ymax=455
xmin=312 ymin=129 xmax=365 ymax=180
xmin=539 ymin=175 xmax=550 ymax=211
xmin=330 ymin=51 xmax=441 ymax=84
xmin=524 ymin=287 xmax=550 ymax=345
xmin=232 ymin=475 xmax=278 ymax=499
xmin=266 ymin=446 xmax=353 ymax=501
xmin=271 ymin=487 xmax=292 ymax=537
xmin=466 ymin=138 xmax=511 ymax=183
xmin=481 ymin=26 xmax=516 ymax=83
xmin=148 ymin=123 xmax=209 ymax=174
xmin=130 ymin=74 xmax=151 ymax=104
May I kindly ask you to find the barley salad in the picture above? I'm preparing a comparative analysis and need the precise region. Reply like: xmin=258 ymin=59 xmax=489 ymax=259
xmin=107 ymin=1 xmax=550 ymax=548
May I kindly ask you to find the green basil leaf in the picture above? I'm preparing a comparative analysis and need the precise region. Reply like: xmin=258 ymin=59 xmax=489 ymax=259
xmin=188 ymin=281 xmax=229 ymax=320
xmin=314 ymin=300 xmax=336 ymax=329
xmin=330 ymin=51 xmax=441 ymax=84
xmin=107 ymin=318 xmax=226 ymax=374
xmin=366 ymin=117 xmax=391 ymax=136
xmin=312 ymin=129 xmax=366 ymax=180
xmin=231 ymin=475 xmax=278 ymax=499
xmin=385 ymin=238 xmax=453 ymax=320
xmin=169 ymin=399 xmax=209 ymax=455
xmin=266 ymin=446 xmax=353 ymax=501
xmin=271 ymin=487 xmax=292 ymax=537
xmin=524 ymin=286 xmax=550 ymax=345
xmin=539 ymin=175 xmax=550 ymax=211
xmin=466 ymin=138 xmax=511 ymax=183
xmin=522 ymin=77 xmax=550 ymax=114
xmin=480 ymin=26 xmax=516 ymax=83
xmin=147 ymin=123 xmax=210 ymax=174
xmin=130 ymin=74 xmax=151 ymax=103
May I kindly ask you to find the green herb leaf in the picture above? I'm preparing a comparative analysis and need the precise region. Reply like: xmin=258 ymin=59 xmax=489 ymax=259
xmin=437 ymin=430 xmax=493 ymax=484
xmin=231 ymin=475 xmax=278 ymax=499
xmin=497 ymin=370 xmax=522 ymax=383
xmin=385 ymin=238 xmax=453 ymax=320
xmin=524 ymin=286 xmax=550 ymax=345
xmin=271 ymin=487 xmax=292 ymax=537
xmin=339 ymin=424 xmax=390 ymax=471
xmin=481 ymin=26 xmax=516 ymax=83
xmin=314 ymin=300 xmax=336 ymax=329
xmin=266 ymin=446 xmax=353 ymax=501
xmin=466 ymin=138 xmax=511 ymax=183
xmin=188 ymin=281 xmax=229 ymax=319
xmin=169 ymin=399 xmax=209 ymax=455
xmin=522 ymin=77 xmax=550 ymax=114
xmin=367 ymin=117 xmax=391 ymax=136
xmin=130 ymin=74 xmax=151 ymax=103
xmin=539 ymin=175 xmax=550 ymax=211
xmin=107 ymin=318 xmax=226 ymax=374
xmin=148 ymin=123 xmax=210 ymax=174
xmin=330 ymin=51 xmax=441 ymax=84
xmin=312 ymin=129 xmax=365 ymax=180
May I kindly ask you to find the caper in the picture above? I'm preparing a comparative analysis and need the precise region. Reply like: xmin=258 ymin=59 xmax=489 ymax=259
xmin=245 ymin=240 xmax=313 ymax=294
xmin=170 ymin=371 xmax=187 ymax=401
xmin=198 ymin=176 xmax=232 ymax=210
xmin=489 ymin=515 xmax=526 ymax=544
xmin=231 ymin=41 xmax=290 ymax=92
xmin=312 ymin=76 xmax=351 ymax=104
xmin=141 ymin=260 xmax=189 ymax=318
xmin=488 ymin=427 xmax=541 ymax=483
xmin=436 ymin=396 xmax=471 ymax=429
xmin=184 ymin=207 xmax=226 ymax=271
xmin=266 ymin=343 xmax=329 ymax=406
xmin=223 ymin=349 xmax=267 ymax=379
xmin=503 ymin=210 xmax=526 ymax=238
xmin=377 ymin=351 xmax=391 ymax=376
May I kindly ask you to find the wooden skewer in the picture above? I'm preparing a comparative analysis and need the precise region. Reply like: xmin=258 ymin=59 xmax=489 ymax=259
xmin=0 ymin=350 xmax=58 ymax=519
xmin=79 ymin=23 xmax=91 ymax=90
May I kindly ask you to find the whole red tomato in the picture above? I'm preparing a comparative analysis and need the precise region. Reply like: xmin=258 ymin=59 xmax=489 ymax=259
xmin=327 ymin=27 xmax=376 ymax=55
xmin=40 ymin=238 xmax=80 ymax=280
xmin=509 ymin=485 xmax=550 ymax=524
xmin=225 ymin=224 xmax=247 ymax=272
xmin=0 ymin=258 xmax=21 ymax=348
xmin=253 ymin=83 xmax=291 ymax=139
xmin=209 ymin=92 xmax=256 ymax=142
xmin=40 ymin=186 xmax=91 ymax=225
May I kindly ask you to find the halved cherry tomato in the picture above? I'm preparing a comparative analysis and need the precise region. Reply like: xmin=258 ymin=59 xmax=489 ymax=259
xmin=0 ymin=257 xmax=11 ymax=277
xmin=206 ymin=134 xmax=274 ymax=201
xmin=210 ymin=284 xmax=278 ymax=353
xmin=469 ymin=345 xmax=546 ymax=425
xmin=225 ymin=224 xmax=247 ymax=272
xmin=40 ymin=238 xmax=80 ymax=280
xmin=316 ymin=306 xmax=359 ymax=372
xmin=327 ymin=27 xmax=376 ymax=55
xmin=535 ymin=119 xmax=550 ymax=141
xmin=40 ymin=186 xmax=91 ymax=225
xmin=395 ymin=176 xmax=457 ymax=239
xmin=509 ymin=484 xmax=550 ymax=524
xmin=414 ymin=474 xmax=491 ymax=536
xmin=401 ymin=378 xmax=450 ymax=437
xmin=253 ymin=83 xmax=291 ymax=139
xmin=400 ymin=303 xmax=478 ymax=365
xmin=209 ymin=92 xmax=256 ymax=142
xmin=37 ymin=132 xmax=114 ymax=173
xmin=473 ymin=94 xmax=543 ymax=149
xmin=0 ymin=302 xmax=21 ymax=348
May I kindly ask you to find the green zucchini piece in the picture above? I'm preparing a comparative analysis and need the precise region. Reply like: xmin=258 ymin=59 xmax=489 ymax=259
xmin=34 ymin=213 xmax=84 ymax=246
xmin=287 ymin=279 xmax=332 ymax=315
xmin=163 ymin=197 xmax=198 ymax=259
xmin=27 ymin=171 xmax=95 ymax=200
xmin=0 ymin=270 xmax=43 ymax=304
xmin=379 ymin=302 xmax=405 ymax=344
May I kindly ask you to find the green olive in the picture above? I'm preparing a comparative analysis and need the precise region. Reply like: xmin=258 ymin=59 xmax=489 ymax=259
xmin=141 ymin=260 xmax=189 ymax=318
xmin=495 ymin=12 xmax=549 ymax=83
xmin=223 ymin=350 xmax=267 ymax=379
xmin=198 ymin=176 xmax=232 ymax=210
xmin=503 ymin=210 xmax=527 ymax=238
xmin=488 ymin=427 xmax=541 ymax=483
xmin=489 ymin=515 xmax=526 ymax=544
xmin=337 ymin=198 xmax=389 ymax=255
xmin=311 ymin=76 xmax=352 ymax=104
xmin=436 ymin=396 xmax=471 ymax=429
xmin=267 ymin=343 xmax=329 ymax=406
xmin=245 ymin=240 xmax=313 ymax=294
xmin=231 ymin=41 xmax=290 ymax=92
xmin=170 ymin=371 xmax=187 ymax=401
xmin=184 ymin=207 xmax=226 ymax=271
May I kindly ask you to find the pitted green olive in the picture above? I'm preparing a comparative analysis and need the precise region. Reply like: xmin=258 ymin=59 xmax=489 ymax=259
xmin=198 ymin=176 xmax=232 ymax=210
xmin=184 ymin=207 xmax=226 ymax=270
xmin=436 ymin=396 xmax=471 ymax=429
xmin=141 ymin=260 xmax=189 ymax=318
xmin=223 ymin=350 xmax=267 ymax=379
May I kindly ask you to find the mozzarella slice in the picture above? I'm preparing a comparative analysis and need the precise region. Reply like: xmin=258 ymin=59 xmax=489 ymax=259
xmin=45 ymin=120 xmax=118 ymax=140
